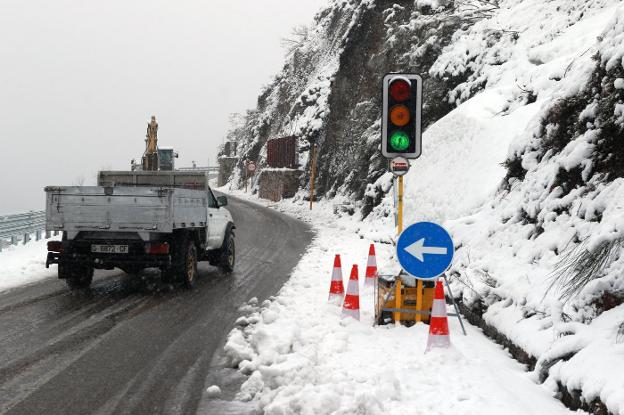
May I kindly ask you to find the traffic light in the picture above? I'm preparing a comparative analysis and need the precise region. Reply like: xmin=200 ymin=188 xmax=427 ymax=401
xmin=381 ymin=74 xmax=423 ymax=159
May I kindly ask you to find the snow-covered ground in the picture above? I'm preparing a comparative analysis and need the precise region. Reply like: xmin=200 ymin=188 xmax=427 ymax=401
xmin=0 ymin=237 xmax=58 ymax=292
xmin=366 ymin=1 xmax=624 ymax=412
xmin=212 ymin=2 xmax=624 ymax=412
xmin=210 ymin=190 xmax=580 ymax=414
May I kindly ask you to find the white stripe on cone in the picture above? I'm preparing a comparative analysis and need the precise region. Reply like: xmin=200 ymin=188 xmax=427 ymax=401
xmin=367 ymin=254 xmax=376 ymax=267
xmin=345 ymin=280 xmax=359 ymax=295
xmin=431 ymin=299 xmax=446 ymax=317
xmin=341 ymin=307 xmax=359 ymax=320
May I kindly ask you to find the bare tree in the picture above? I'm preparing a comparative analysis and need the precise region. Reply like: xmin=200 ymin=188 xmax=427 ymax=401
xmin=72 ymin=175 xmax=86 ymax=186
xmin=281 ymin=25 xmax=310 ymax=56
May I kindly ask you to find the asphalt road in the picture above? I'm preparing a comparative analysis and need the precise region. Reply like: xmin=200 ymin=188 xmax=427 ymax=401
xmin=0 ymin=195 xmax=313 ymax=415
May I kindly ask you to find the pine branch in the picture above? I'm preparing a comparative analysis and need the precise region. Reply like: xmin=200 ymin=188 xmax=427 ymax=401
xmin=547 ymin=238 xmax=623 ymax=301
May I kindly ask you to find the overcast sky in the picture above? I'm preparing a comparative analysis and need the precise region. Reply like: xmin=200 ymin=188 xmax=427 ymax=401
xmin=0 ymin=0 xmax=327 ymax=214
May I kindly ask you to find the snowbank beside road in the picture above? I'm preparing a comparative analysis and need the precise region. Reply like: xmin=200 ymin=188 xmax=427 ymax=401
xmin=0 ymin=239 xmax=57 ymax=292
xmin=213 ymin=193 xmax=575 ymax=414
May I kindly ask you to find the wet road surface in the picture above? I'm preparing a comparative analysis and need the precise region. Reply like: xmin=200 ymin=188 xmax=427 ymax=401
xmin=0 ymin=195 xmax=313 ymax=415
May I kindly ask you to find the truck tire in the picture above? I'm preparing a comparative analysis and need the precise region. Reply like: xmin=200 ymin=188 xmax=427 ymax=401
xmin=120 ymin=265 xmax=143 ymax=275
xmin=182 ymin=243 xmax=198 ymax=289
xmin=162 ymin=236 xmax=198 ymax=288
xmin=64 ymin=264 xmax=94 ymax=290
xmin=218 ymin=232 xmax=235 ymax=273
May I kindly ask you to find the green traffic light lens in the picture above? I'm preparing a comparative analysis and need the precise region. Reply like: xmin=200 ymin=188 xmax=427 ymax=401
xmin=390 ymin=131 xmax=410 ymax=151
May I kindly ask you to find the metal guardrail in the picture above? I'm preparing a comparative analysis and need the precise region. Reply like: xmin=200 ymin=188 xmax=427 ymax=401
xmin=0 ymin=211 xmax=57 ymax=252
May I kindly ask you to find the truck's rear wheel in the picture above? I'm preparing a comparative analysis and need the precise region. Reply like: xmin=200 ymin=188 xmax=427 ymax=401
xmin=162 ymin=236 xmax=198 ymax=288
xmin=120 ymin=265 xmax=143 ymax=275
xmin=64 ymin=265 xmax=94 ymax=290
xmin=218 ymin=233 xmax=235 ymax=273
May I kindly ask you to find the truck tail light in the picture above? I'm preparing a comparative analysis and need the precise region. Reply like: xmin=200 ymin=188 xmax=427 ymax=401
xmin=47 ymin=241 xmax=63 ymax=252
xmin=147 ymin=243 xmax=170 ymax=255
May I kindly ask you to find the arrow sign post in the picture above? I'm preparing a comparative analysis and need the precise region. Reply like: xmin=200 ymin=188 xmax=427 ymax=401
xmin=395 ymin=222 xmax=454 ymax=324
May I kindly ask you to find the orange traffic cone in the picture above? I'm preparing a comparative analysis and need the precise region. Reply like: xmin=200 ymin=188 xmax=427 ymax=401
xmin=328 ymin=254 xmax=345 ymax=302
xmin=365 ymin=244 xmax=378 ymax=286
xmin=426 ymin=279 xmax=451 ymax=351
xmin=342 ymin=265 xmax=360 ymax=320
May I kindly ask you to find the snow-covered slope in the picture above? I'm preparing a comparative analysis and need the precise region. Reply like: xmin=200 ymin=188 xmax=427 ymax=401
xmin=368 ymin=0 xmax=624 ymax=412
xmin=215 ymin=194 xmax=578 ymax=415
xmin=219 ymin=0 xmax=624 ymax=413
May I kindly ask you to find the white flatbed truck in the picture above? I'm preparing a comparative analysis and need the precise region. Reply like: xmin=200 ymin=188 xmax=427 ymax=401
xmin=44 ymin=171 xmax=235 ymax=289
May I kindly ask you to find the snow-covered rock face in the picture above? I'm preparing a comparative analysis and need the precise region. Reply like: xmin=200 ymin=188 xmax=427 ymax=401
xmin=222 ymin=2 xmax=624 ymax=410
xmin=221 ymin=0 xmax=471 ymax=212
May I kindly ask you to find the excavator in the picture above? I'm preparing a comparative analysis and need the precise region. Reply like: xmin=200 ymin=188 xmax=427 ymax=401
xmin=131 ymin=116 xmax=177 ymax=171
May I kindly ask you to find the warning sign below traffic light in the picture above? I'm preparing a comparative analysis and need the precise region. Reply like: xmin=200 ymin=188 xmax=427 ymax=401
xmin=381 ymin=74 xmax=423 ymax=159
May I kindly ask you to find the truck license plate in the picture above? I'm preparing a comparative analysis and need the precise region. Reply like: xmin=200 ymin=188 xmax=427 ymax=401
xmin=91 ymin=244 xmax=129 ymax=254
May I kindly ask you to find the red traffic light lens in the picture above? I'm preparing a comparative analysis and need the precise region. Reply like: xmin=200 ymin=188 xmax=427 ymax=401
xmin=389 ymin=79 xmax=411 ymax=101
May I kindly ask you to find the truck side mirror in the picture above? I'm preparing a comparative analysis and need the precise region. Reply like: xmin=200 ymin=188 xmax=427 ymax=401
xmin=217 ymin=196 xmax=228 ymax=207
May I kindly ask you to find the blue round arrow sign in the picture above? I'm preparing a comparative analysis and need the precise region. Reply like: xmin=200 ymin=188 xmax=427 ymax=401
xmin=397 ymin=222 xmax=454 ymax=279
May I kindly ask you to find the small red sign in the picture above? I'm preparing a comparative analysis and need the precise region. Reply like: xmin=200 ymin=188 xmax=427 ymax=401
xmin=390 ymin=157 xmax=410 ymax=176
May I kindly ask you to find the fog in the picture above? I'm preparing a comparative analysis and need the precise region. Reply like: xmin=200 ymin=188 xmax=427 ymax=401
xmin=0 ymin=0 xmax=327 ymax=214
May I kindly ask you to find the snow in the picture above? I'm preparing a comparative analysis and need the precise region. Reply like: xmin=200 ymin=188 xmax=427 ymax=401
xmin=214 ymin=0 xmax=624 ymax=412
xmin=398 ymin=88 xmax=539 ymax=224
xmin=209 ymin=191 xmax=578 ymax=414
xmin=0 ymin=236 xmax=58 ymax=292
xmin=375 ymin=1 xmax=624 ymax=411
xmin=205 ymin=385 xmax=222 ymax=399
xmin=1 ymin=0 xmax=620 ymax=411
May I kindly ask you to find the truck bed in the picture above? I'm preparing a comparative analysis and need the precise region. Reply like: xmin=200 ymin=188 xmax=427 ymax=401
xmin=45 ymin=186 xmax=207 ymax=235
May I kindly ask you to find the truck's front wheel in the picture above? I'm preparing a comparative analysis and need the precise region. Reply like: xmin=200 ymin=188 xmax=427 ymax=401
xmin=218 ymin=233 xmax=235 ymax=273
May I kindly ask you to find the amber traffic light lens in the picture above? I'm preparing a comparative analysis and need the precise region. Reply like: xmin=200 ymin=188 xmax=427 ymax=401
xmin=390 ymin=104 xmax=410 ymax=127
xmin=389 ymin=79 xmax=411 ymax=101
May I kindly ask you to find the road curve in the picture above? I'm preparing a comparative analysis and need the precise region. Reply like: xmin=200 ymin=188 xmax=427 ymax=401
xmin=0 ymin=195 xmax=313 ymax=415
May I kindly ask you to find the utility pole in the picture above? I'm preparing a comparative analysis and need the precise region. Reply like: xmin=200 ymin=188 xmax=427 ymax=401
xmin=244 ymin=160 xmax=248 ymax=192
xmin=309 ymin=142 xmax=317 ymax=210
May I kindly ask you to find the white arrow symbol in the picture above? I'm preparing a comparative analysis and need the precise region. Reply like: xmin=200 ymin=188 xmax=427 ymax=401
xmin=404 ymin=238 xmax=448 ymax=262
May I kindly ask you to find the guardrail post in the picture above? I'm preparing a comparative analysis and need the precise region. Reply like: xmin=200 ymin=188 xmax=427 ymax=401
xmin=46 ymin=230 xmax=51 ymax=239
xmin=23 ymin=232 xmax=30 ymax=244
xmin=36 ymin=230 xmax=42 ymax=241
xmin=54 ymin=231 xmax=59 ymax=236
xmin=11 ymin=235 xmax=17 ymax=245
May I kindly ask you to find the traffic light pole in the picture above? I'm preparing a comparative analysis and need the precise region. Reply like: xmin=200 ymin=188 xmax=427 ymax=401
xmin=394 ymin=176 xmax=404 ymax=324
xmin=393 ymin=175 xmax=424 ymax=324
xmin=383 ymin=73 xmax=424 ymax=326
xmin=397 ymin=176 xmax=403 ymax=234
